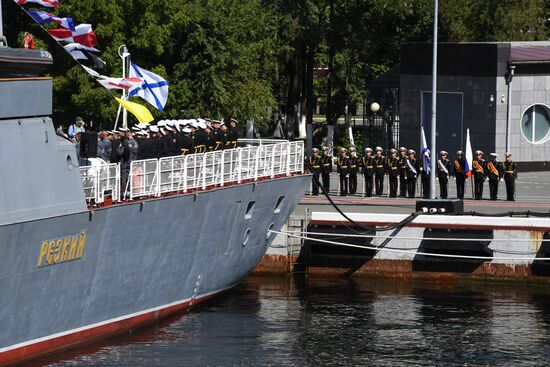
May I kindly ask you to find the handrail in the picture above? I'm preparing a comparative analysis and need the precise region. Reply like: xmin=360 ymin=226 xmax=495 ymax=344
xmin=80 ymin=140 xmax=304 ymax=203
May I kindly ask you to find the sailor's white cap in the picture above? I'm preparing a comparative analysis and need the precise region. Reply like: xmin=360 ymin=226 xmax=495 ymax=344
xmin=131 ymin=126 xmax=140 ymax=132
xmin=149 ymin=125 xmax=159 ymax=133
xmin=340 ymin=147 xmax=347 ymax=152
xmin=408 ymin=149 xmax=416 ymax=155
xmin=365 ymin=147 xmax=372 ymax=152
xmin=157 ymin=120 xmax=167 ymax=127
xmin=475 ymin=150 xmax=484 ymax=155
xmin=375 ymin=146 xmax=383 ymax=152
xmin=490 ymin=153 xmax=498 ymax=158
xmin=456 ymin=150 xmax=463 ymax=155
xmin=182 ymin=127 xmax=192 ymax=133
xmin=399 ymin=147 xmax=407 ymax=152
xmin=440 ymin=150 xmax=448 ymax=155
xmin=118 ymin=127 xmax=130 ymax=132
xmin=349 ymin=147 xmax=356 ymax=152
xmin=505 ymin=152 xmax=512 ymax=157
xmin=312 ymin=147 xmax=319 ymax=152
xmin=137 ymin=122 xmax=148 ymax=129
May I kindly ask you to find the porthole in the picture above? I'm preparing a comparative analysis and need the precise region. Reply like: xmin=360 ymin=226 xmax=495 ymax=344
xmin=242 ymin=228 xmax=251 ymax=247
xmin=521 ymin=104 xmax=550 ymax=144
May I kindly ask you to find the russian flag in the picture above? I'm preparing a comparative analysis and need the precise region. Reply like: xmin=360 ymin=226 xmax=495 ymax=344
xmin=465 ymin=128 xmax=473 ymax=177
xmin=27 ymin=10 xmax=75 ymax=31
xmin=16 ymin=0 xmax=60 ymax=8
xmin=48 ymin=24 xmax=97 ymax=48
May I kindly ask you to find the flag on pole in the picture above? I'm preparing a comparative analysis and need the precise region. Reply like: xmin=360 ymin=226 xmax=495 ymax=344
xmin=420 ymin=124 xmax=430 ymax=176
xmin=115 ymin=98 xmax=154 ymax=124
xmin=465 ymin=128 xmax=473 ymax=177
xmin=82 ymin=66 xmax=143 ymax=90
xmin=129 ymin=63 xmax=169 ymax=111
xmin=27 ymin=10 xmax=75 ymax=31
xmin=16 ymin=0 xmax=60 ymax=8
xmin=64 ymin=43 xmax=106 ymax=68
xmin=48 ymin=24 xmax=97 ymax=47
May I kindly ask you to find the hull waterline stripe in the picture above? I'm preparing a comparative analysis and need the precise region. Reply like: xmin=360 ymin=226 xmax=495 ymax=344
xmin=0 ymin=285 xmax=235 ymax=355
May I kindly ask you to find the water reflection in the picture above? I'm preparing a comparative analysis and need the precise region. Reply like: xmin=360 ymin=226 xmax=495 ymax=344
xmin=38 ymin=277 xmax=550 ymax=367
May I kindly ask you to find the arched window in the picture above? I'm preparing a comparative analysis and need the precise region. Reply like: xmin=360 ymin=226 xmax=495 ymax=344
xmin=521 ymin=104 xmax=550 ymax=144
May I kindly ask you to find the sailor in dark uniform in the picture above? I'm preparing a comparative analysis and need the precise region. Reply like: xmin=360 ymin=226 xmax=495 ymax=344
xmin=225 ymin=118 xmax=239 ymax=149
xmin=337 ymin=147 xmax=350 ymax=196
xmin=136 ymin=131 xmax=151 ymax=160
xmin=398 ymin=147 xmax=408 ymax=197
xmin=193 ymin=121 xmax=208 ymax=154
xmin=149 ymin=125 xmax=163 ymax=159
xmin=348 ymin=147 xmax=360 ymax=195
xmin=163 ymin=124 xmax=179 ymax=156
xmin=211 ymin=120 xmax=225 ymax=150
xmin=473 ymin=150 xmax=486 ymax=200
xmin=437 ymin=150 xmax=451 ymax=199
xmin=453 ymin=150 xmax=466 ymax=199
xmin=117 ymin=127 xmax=137 ymax=194
xmin=373 ymin=146 xmax=386 ymax=195
xmin=179 ymin=126 xmax=194 ymax=155
xmin=486 ymin=153 xmax=503 ymax=200
xmin=387 ymin=148 xmax=399 ymax=198
xmin=307 ymin=148 xmax=322 ymax=195
xmin=405 ymin=149 xmax=419 ymax=198
xmin=503 ymin=153 xmax=517 ymax=201
xmin=320 ymin=147 xmax=332 ymax=193
xmin=362 ymin=148 xmax=374 ymax=197
xmin=97 ymin=131 xmax=111 ymax=163
xmin=419 ymin=150 xmax=430 ymax=199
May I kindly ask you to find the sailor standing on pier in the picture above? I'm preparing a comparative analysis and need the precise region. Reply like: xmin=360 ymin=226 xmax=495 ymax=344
xmin=437 ymin=151 xmax=451 ymax=199
xmin=453 ymin=150 xmax=466 ymax=199
xmin=373 ymin=147 xmax=386 ymax=195
xmin=405 ymin=149 xmax=419 ymax=198
xmin=362 ymin=148 xmax=374 ymax=197
xmin=337 ymin=147 xmax=350 ymax=196
xmin=487 ymin=153 xmax=503 ymax=200
xmin=387 ymin=148 xmax=399 ymax=198
xmin=473 ymin=151 xmax=486 ymax=200
xmin=398 ymin=147 xmax=408 ymax=197
xmin=321 ymin=147 xmax=332 ymax=194
xmin=308 ymin=148 xmax=322 ymax=196
xmin=348 ymin=147 xmax=359 ymax=195
xmin=503 ymin=153 xmax=517 ymax=201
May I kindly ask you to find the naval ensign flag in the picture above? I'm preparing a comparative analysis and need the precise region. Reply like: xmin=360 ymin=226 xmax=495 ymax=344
xmin=129 ymin=63 xmax=169 ymax=111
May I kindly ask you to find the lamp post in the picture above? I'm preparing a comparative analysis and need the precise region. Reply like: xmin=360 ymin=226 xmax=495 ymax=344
xmin=370 ymin=102 xmax=380 ymax=148
xmin=429 ymin=0 xmax=438 ymax=199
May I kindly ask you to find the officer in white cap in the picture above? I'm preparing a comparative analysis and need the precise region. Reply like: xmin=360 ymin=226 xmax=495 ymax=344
xmin=362 ymin=148 xmax=374 ymax=197
xmin=405 ymin=149 xmax=419 ymax=198
xmin=320 ymin=147 xmax=332 ymax=193
xmin=373 ymin=146 xmax=386 ymax=195
xmin=487 ymin=153 xmax=502 ymax=200
xmin=307 ymin=148 xmax=322 ymax=195
xmin=337 ymin=147 xmax=350 ymax=196
xmin=503 ymin=153 xmax=517 ymax=201
xmin=437 ymin=150 xmax=451 ymax=199
xmin=473 ymin=150 xmax=486 ymax=200
xmin=387 ymin=148 xmax=399 ymax=197
xmin=454 ymin=150 xmax=466 ymax=199
xmin=398 ymin=147 xmax=408 ymax=197
xmin=348 ymin=147 xmax=359 ymax=194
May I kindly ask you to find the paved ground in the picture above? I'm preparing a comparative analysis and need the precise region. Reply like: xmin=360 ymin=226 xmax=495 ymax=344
xmin=294 ymin=171 xmax=550 ymax=216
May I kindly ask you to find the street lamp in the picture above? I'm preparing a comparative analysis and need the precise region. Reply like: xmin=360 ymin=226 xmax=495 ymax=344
xmin=369 ymin=102 xmax=380 ymax=147
xmin=370 ymin=102 xmax=380 ymax=113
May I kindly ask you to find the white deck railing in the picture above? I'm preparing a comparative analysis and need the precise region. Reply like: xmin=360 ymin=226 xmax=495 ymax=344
xmin=80 ymin=140 xmax=304 ymax=203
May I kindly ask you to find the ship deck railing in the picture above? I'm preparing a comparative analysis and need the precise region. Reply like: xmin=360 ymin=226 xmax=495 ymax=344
xmin=79 ymin=139 xmax=304 ymax=205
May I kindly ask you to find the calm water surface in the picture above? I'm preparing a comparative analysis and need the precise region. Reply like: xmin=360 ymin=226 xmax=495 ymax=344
xmin=35 ymin=276 xmax=550 ymax=367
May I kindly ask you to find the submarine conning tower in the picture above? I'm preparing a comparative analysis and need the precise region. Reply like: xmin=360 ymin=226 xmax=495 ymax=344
xmin=0 ymin=48 xmax=86 ymax=225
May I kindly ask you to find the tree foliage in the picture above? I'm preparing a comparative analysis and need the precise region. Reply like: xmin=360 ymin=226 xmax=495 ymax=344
xmin=4 ymin=0 xmax=550 ymax=131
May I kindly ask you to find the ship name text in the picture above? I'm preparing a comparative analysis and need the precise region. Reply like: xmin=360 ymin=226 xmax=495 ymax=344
xmin=37 ymin=230 xmax=88 ymax=267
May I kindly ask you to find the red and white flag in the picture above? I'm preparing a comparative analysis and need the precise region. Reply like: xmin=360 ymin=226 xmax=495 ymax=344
xmin=81 ymin=66 xmax=143 ymax=90
xmin=16 ymin=0 xmax=60 ymax=7
xmin=48 ymin=24 xmax=97 ymax=47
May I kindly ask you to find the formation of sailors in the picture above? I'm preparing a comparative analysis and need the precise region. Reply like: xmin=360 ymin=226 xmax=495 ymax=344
xmin=307 ymin=147 xmax=518 ymax=201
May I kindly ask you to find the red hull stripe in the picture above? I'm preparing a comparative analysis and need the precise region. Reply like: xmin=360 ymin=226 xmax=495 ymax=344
xmin=0 ymin=287 xmax=231 ymax=366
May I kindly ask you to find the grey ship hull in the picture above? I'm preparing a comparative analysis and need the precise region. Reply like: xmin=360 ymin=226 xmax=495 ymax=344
xmin=0 ymin=174 xmax=310 ymax=365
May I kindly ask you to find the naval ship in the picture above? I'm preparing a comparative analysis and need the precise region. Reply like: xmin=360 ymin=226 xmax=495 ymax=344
xmin=0 ymin=37 xmax=309 ymax=367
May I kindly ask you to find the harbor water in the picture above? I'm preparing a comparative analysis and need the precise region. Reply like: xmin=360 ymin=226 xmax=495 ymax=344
xmin=35 ymin=276 xmax=550 ymax=367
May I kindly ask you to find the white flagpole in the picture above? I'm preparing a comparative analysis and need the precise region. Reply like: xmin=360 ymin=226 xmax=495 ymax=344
xmin=429 ymin=0 xmax=438 ymax=199
xmin=0 ymin=0 xmax=4 ymax=40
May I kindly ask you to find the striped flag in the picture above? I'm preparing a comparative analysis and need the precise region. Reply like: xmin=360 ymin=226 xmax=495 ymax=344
xmin=27 ymin=10 xmax=75 ymax=31
xmin=420 ymin=125 xmax=430 ymax=176
xmin=16 ymin=0 xmax=60 ymax=7
xmin=465 ymin=128 xmax=473 ymax=177
xmin=48 ymin=24 xmax=97 ymax=48
xmin=81 ymin=65 xmax=143 ymax=90
xmin=64 ymin=43 xmax=106 ymax=68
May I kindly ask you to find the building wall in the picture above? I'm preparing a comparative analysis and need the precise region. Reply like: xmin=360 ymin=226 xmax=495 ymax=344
xmin=400 ymin=74 xmax=497 ymax=155
xmin=496 ymin=74 xmax=550 ymax=162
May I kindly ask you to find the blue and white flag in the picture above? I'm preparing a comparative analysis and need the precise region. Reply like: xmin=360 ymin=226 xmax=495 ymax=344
xmin=27 ymin=10 xmax=75 ymax=31
xmin=420 ymin=125 xmax=430 ymax=176
xmin=129 ymin=63 xmax=169 ymax=111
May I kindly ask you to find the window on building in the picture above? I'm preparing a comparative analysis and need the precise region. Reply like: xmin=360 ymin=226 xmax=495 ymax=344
xmin=521 ymin=104 xmax=550 ymax=144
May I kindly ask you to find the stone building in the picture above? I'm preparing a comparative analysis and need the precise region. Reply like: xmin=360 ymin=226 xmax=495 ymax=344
xmin=399 ymin=42 xmax=550 ymax=164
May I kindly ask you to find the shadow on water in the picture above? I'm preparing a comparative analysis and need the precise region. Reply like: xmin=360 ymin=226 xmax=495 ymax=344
xmin=530 ymin=232 xmax=550 ymax=276
xmin=413 ymin=228 xmax=493 ymax=273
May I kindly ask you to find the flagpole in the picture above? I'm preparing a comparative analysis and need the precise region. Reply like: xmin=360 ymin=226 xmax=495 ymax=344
xmin=0 ymin=0 xmax=4 ymax=41
xmin=117 ymin=44 xmax=130 ymax=129
xmin=429 ymin=0 xmax=438 ymax=199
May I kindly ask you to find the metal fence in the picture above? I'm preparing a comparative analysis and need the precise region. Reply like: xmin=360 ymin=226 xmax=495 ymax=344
xmin=80 ymin=140 xmax=304 ymax=203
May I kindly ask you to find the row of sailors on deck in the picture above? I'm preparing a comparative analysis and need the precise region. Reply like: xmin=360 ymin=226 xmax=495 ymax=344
xmin=307 ymin=147 xmax=518 ymax=201
xmin=93 ymin=118 xmax=240 ymax=165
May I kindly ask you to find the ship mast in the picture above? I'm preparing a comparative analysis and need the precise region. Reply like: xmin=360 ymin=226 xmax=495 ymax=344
xmin=114 ymin=44 xmax=130 ymax=129
xmin=0 ymin=0 xmax=5 ymax=47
